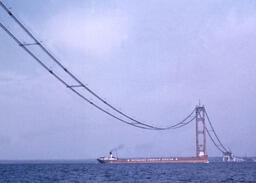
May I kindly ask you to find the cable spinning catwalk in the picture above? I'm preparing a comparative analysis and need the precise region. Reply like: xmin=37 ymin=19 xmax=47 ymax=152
xmin=0 ymin=1 xmax=232 ymax=156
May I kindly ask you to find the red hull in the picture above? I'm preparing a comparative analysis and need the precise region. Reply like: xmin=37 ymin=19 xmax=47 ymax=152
xmin=97 ymin=156 xmax=208 ymax=164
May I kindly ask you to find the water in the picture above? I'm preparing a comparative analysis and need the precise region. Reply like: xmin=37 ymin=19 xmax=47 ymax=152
xmin=0 ymin=161 xmax=255 ymax=183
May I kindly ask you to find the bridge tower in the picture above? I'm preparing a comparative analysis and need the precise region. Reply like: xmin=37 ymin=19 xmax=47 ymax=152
xmin=195 ymin=105 xmax=207 ymax=158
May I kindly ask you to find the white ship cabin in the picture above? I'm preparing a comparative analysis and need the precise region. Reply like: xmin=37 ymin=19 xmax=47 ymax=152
xmin=100 ymin=151 xmax=118 ymax=160
xmin=198 ymin=151 xmax=205 ymax=157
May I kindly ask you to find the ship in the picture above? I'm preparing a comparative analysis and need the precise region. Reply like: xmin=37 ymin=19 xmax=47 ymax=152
xmin=97 ymin=151 xmax=208 ymax=164
xmin=97 ymin=106 xmax=209 ymax=164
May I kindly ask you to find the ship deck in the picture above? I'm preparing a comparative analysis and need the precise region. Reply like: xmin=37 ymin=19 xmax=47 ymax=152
xmin=97 ymin=156 xmax=208 ymax=164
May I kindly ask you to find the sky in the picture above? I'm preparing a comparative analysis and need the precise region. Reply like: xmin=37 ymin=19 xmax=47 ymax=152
xmin=0 ymin=0 xmax=256 ymax=160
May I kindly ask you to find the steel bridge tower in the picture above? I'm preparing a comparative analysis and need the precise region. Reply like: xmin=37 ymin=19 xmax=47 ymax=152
xmin=195 ymin=105 xmax=207 ymax=158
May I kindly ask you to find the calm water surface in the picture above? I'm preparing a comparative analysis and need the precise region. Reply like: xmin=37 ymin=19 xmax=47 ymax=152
xmin=0 ymin=161 xmax=255 ymax=183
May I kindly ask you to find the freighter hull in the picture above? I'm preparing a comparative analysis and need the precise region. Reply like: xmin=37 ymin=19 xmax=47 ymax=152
xmin=97 ymin=156 xmax=208 ymax=164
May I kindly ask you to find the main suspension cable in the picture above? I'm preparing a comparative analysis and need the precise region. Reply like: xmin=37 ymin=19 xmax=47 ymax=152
xmin=205 ymin=127 xmax=225 ymax=153
xmin=0 ymin=1 xmax=196 ymax=130
xmin=0 ymin=1 xmax=195 ymax=130
xmin=205 ymin=108 xmax=228 ymax=152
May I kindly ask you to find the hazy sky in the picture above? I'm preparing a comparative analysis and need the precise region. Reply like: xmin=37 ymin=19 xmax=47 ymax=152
xmin=0 ymin=0 xmax=256 ymax=160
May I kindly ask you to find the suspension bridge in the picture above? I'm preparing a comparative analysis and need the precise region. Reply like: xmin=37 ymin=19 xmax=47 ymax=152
xmin=0 ymin=1 xmax=235 ymax=162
